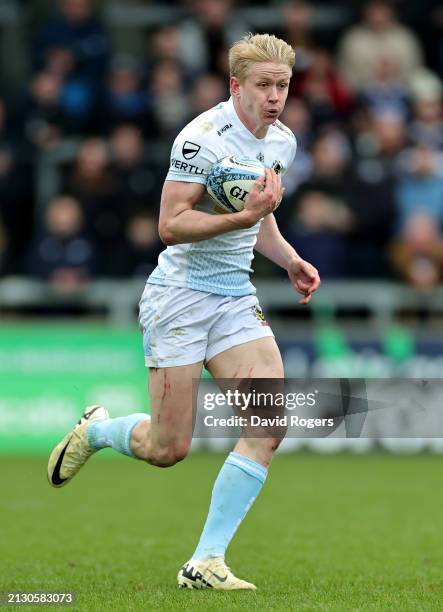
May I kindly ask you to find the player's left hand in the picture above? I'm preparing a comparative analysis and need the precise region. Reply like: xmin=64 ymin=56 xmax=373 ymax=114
xmin=288 ymin=258 xmax=321 ymax=305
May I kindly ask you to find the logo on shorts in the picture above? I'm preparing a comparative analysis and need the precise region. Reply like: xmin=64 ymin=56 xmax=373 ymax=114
xmin=182 ymin=141 xmax=201 ymax=159
xmin=252 ymin=305 xmax=269 ymax=326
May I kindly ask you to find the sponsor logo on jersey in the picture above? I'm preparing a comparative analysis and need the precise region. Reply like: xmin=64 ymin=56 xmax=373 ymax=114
xmin=182 ymin=141 xmax=201 ymax=159
xmin=217 ymin=123 xmax=232 ymax=136
xmin=171 ymin=158 xmax=205 ymax=175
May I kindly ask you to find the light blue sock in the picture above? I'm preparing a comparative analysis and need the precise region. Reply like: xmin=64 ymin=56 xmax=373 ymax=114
xmin=193 ymin=451 xmax=267 ymax=560
xmin=87 ymin=413 xmax=150 ymax=457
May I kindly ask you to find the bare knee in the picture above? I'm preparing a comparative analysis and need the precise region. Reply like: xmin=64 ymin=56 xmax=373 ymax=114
xmin=268 ymin=436 xmax=284 ymax=453
xmin=236 ymin=436 xmax=284 ymax=468
xmin=257 ymin=436 xmax=284 ymax=461
xmin=146 ymin=441 xmax=190 ymax=468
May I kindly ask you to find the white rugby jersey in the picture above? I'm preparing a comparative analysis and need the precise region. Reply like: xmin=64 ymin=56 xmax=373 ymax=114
xmin=148 ymin=97 xmax=297 ymax=296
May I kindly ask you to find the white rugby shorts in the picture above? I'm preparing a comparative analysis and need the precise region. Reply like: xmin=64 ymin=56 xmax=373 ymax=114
xmin=138 ymin=284 xmax=274 ymax=368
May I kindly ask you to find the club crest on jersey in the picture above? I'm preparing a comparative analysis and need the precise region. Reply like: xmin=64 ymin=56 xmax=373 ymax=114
xmin=257 ymin=152 xmax=264 ymax=163
xmin=272 ymin=160 xmax=283 ymax=174
xmin=182 ymin=141 xmax=201 ymax=160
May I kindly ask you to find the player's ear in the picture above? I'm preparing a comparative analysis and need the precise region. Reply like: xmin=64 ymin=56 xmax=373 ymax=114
xmin=230 ymin=76 xmax=241 ymax=97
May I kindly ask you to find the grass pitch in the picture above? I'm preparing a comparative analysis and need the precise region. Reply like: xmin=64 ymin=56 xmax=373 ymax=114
xmin=1 ymin=452 xmax=442 ymax=611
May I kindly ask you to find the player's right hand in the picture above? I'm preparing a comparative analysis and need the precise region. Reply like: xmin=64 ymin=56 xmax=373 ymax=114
xmin=241 ymin=168 xmax=284 ymax=226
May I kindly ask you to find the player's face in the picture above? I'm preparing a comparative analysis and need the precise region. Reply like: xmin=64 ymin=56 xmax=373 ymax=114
xmin=231 ymin=62 xmax=291 ymax=132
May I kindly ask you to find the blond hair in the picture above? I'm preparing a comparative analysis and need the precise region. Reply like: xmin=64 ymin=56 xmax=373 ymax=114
xmin=229 ymin=33 xmax=295 ymax=82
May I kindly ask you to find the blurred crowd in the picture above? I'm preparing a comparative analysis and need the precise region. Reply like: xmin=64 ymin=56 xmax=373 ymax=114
xmin=2 ymin=0 xmax=443 ymax=291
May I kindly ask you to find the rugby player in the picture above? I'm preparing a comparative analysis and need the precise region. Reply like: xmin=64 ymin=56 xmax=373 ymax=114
xmin=48 ymin=33 xmax=320 ymax=590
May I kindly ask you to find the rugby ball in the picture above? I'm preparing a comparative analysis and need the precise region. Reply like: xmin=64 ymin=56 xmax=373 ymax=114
xmin=206 ymin=155 xmax=265 ymax=213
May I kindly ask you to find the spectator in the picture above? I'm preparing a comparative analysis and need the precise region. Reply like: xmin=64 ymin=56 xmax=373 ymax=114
xmin=33 ymin=0 xmax=110 ymax=95
xmin=178 ymin=0 xmax=247 ymax=77
xmin=359 ymin=56 xmax=410 ymax=119
xmin=12 ymin=71 xmax=65 ymax=150
xmin=148 ymin=59 xmax=188 ymax=138
xmin=338 ymin=0 xmax=424 ymax=93
xmin=284 ymin=130 xmax=355 ymax=277
xmin=409 ymin=71 xmax=443 ymax=149
xmin=278 ymin=1 xmax=335 ymax=72
xmin=347 ymin=157 xmax=397 ymax=279
xmin=63 ymin=137 xmax=121 ymax=245
xmin=186 ymin=73 xmax=228 ymax=120
xmin=0 ymin=98 xmax=34 ymax=274
xmin=278 ymin=98 xmax=313 ymax=199
xmin=354 ymin=110 xmax=408 ymax=175
xmin=148 ymin=25 xmax=182 ymax=65
xmin=104 ymin=212 xmax=163 ymax=277
xmin=25 ymin=195 xmax=99 ymax=290
xmin=43 ymin=45 xmax=95 ymax=132
xmin=395 ymin=145 xmax=443 ymax=232
xmin=388 ymin=213 xmax=443 ymax=289
xmin=109 ymin=124 xmax=163 ymax=213
xmin=279 ymin=0 xmax=314 ymax=73
xmin=98 ymin=55 xmax=154 ymax=136
xmin=12 ymin=54 xmax=98 ymax=146
xmin=290 ymin=47 xmax=354 ymax=127
xmin=213 ymin=44 xmax=231 ymax=81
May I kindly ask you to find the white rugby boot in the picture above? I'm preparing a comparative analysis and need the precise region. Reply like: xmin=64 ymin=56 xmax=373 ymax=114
xmin=177 ymin=557 xmax=257 ymax=590
xmin=47 ymin=405 xmax=109 ymax=488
